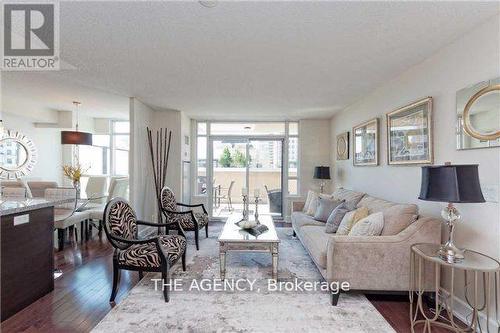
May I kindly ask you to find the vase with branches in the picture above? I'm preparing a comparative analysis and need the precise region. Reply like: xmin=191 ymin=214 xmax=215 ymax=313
xmin=62 ymin=164 xmax=89 ymax=199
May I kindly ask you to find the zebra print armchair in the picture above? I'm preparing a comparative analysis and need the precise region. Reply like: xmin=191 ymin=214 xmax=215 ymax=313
xmin=103 ymin=197 xmax=187 ymax=302
xmin=160 ymin=187 xmax=209 ymax=250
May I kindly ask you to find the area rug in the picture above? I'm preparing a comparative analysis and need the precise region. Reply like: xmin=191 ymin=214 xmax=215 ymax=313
xmin=93 ymin=223 xmax=395 ymax=333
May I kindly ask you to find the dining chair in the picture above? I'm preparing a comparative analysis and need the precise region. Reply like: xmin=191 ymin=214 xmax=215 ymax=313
xmin=1 ymin=187 xmax=27 ymax=198
xmin=87 ymin=177 xmax=129 ymax=237
xmin=45 ymin=187 xmax=90 ymax=251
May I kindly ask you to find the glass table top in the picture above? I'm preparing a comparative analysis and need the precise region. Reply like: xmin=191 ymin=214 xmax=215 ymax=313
xmin=412 ymin=243 xmax=500 ymax=272
xmin=218 ymin=214 xmax=279 ymax=243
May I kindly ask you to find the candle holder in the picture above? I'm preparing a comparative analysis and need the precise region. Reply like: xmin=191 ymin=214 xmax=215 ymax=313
xmin=242 ymin=194 xmax=249 ymax=220
xmin=254 ymin=196 xmax=260 ymax=222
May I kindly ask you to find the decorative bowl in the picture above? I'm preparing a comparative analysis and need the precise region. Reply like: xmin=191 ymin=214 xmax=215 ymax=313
xmin=236 ymin=219 xmax=258 ymax=229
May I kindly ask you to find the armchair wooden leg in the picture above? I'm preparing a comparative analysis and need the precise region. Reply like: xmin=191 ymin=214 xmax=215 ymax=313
xmin=161 ymin=265 xmax=169 ymax=302
xmin=57 ymin=229 xmax=65 ymax=251
xmin=195 ymin=228 xmax=200 ymax=251
xmin=293 ymin=230 xmax=296 ymax=237
xmin=205 ymin=223 xmax=209 ymax=238
xmin=98 ymin=220 xmax=103 ymax=238
xmin=110 ymin=260 xmax=120 ymax=303
xmin=182 ymin=250 xmax=186 ymax=271
xmin=331 ymin=291 xmax=340 ymax=306
xmin=80 ymin=221 xmax=85 ymax=243
xmin=138 ymin=271 xmax=143 ymax=280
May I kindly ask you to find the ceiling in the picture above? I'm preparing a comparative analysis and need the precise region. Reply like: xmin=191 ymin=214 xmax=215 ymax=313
xmin=2 ymin=1 xmax=499 ymax=120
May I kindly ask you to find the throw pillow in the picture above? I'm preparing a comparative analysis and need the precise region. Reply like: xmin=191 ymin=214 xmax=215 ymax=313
xmin=348 ymin=212 xmax=384 ymax=236
xmin=336 ymin=207 xmax=369 ymax=235
xmin=305 ymin=192 xmax=320 ymax=216
xmin=325 ymin=201 xmax=349 ymax=233
xmin=314 ymin=198 xmax=343 ymax=222
xmin=380 ymin=204 xmax=418 ymax=236
xmin=303 ymin=190 xmax=317 ymax=213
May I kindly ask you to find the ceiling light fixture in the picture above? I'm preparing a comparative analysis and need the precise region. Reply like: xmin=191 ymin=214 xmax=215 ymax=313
xmin=61 ymin=101 xmax=92 ymax=145
xmin=199 ymin=0 xmax=217 ymax=8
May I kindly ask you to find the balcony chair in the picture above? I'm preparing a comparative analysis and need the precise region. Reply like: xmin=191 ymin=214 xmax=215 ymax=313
xmin=160 ymin=186 xmax=209 ymax=251
xmin=103 ymin=197 xmax=186 ymax=303
xmin=264 ymin=185 xmax=282 ymax=214
xmin=218 ymin=180 xmax=235 ymax=211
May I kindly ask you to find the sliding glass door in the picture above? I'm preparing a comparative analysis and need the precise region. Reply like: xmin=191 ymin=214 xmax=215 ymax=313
xmin=248 ymin=139 xmax=283 ymax=217
xmin=209 ymin=138 xmax=283 ymax=218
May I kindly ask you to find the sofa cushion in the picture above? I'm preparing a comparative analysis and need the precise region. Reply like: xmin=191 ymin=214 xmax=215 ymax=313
xmin=300 ymin=225 xmax=332 ymax=268
xmin=314 ymin=197 xmax=343 ymax=222
xmin=325 ymin=201 xmax=350 ymax=233
xmin=349 ymin=212 xmax=384 ymax=236
xmin=381 ymin=204 xmax=419 ymax=236
xmin=291 ymin=211 xmax=326 ymax=231
xmin=304 ymin=191 xmax=320 ymax=216
xmin=356 ymin=195 xmax=396 ymax=213
xmin=331 ymin=188 xmax=365 ymax=209
xmin=336 ymin=207 xmax=369 ymax=235
xmin=303 ymin=190 xmax=315 ymax=213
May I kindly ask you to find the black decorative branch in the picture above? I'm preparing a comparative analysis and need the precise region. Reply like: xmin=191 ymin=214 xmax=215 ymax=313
xmin=147 ymin=127 xmax=172 ymax=231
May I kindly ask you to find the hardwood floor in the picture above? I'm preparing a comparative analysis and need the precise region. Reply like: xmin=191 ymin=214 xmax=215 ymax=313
xmin=2 ymin=223 xmax=460 ymax=333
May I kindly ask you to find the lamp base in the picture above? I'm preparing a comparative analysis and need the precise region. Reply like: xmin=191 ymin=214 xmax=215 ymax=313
xmin=438 ymin=203 xmax=464 ymax=263
xmin=438 ymin=243 xmax=464 ymax=263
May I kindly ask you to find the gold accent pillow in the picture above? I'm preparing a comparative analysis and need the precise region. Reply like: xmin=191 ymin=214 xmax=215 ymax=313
xmin=336 ymin=207 xmax=369 ymax=235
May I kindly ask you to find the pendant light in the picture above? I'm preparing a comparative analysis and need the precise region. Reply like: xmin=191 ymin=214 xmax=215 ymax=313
xmin=61 ymin=101 xmax=92 ymax=145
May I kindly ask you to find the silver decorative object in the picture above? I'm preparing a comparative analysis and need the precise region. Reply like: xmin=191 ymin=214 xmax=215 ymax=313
xmin=254 ymin=195 xmax=260 ymax=222
xmin=439 ymin=203 xmax=463 ymax=263
xmin=242 ymin=194 xmax=249 ymax=220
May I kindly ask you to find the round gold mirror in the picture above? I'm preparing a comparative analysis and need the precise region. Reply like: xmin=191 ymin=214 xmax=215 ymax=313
xmin=462 ymin=84 xmax=500 ymax=141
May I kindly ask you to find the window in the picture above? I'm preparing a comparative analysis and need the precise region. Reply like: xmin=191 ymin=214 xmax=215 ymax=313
xmin=112 ymin=121 xmax=129 ymax=176
xmin=78 ymin=135 xmax=110 ymax=175
xmin=77 ymin=121 xmax=129 ymax=176
xmin=196 ymin=122 xmax=207 ymax=195
xmin=287 ymin=122 xmax=299 ymax=195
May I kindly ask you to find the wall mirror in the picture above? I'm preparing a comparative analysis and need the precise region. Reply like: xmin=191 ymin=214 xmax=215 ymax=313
xmin=0 ymin=130 xmax=38 ymax=179
xmin=456 ymin=77 xmax=500 ymax=149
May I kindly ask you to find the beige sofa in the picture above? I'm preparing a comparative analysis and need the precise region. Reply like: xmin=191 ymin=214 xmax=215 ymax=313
xmin=291 ymin=188 xmax=441 ymax=305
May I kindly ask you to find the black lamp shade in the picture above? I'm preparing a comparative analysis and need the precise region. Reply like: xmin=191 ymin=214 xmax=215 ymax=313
xmin=61 ymin=131 xmax=93 ymax=145
xmin=418 ymin=164 xmax=485 ymax=203
xmin=314 ymin=166 xmax=331 ymax=180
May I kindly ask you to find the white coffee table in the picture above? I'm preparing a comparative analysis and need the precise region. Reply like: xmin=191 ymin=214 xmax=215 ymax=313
xmin=218 ymin=214 xmax=280 ymax=281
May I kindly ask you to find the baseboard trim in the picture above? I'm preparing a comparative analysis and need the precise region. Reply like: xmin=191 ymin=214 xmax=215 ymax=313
xmin=440 ymin=289 xmax=499 ymax=332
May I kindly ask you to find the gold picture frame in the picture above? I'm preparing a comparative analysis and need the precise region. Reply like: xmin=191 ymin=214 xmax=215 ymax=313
xmin=386 ymin=97 xmax=433 ymax=165
xmin=353 ymin=118 xmax=378 ymax=166
xmin=336 ymin=131 xmax=349 ymax=160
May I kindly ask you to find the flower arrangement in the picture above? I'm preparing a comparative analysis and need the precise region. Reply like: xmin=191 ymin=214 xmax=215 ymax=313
xmin=62 ymin=164 xmax=88 ymax=184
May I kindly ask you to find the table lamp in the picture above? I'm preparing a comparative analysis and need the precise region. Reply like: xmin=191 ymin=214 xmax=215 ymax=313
xmin=314 ymin=166 xmax=331 ymax=193
xmin=418 ymin=163 xmax=485 ymax=263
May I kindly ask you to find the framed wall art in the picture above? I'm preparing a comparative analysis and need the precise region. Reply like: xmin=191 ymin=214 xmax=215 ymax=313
xmin=336 ymin=131 xmax=349 ymax=160
xmin=353 ymin=118 xmax=378 ymax=166
xmin=386 ymin=97 xmax=433 ymax=165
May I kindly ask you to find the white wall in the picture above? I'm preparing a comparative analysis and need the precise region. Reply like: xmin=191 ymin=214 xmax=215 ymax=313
xmin=3 ymin=112 xmax=63 ymax=183
xmin=129 ymin=98 xmax=184 ymax=220
xmin=299 ymin=119 xmax=332 ymax=197
xmin=330 ymin=15 xmax=500 ymax=326
xmin=129 ymin=97 xmax=156 ymax=220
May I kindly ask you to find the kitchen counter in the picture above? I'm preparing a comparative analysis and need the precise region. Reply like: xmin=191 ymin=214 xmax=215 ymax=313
xmin=0 ymin=198 xmax=73 ymax=216
xmin=0 ymin=197 xmax=72 ymax=321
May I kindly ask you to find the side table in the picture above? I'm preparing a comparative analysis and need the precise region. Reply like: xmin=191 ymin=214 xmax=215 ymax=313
xmin=410 ymin=243 xmax=499 ymax=332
